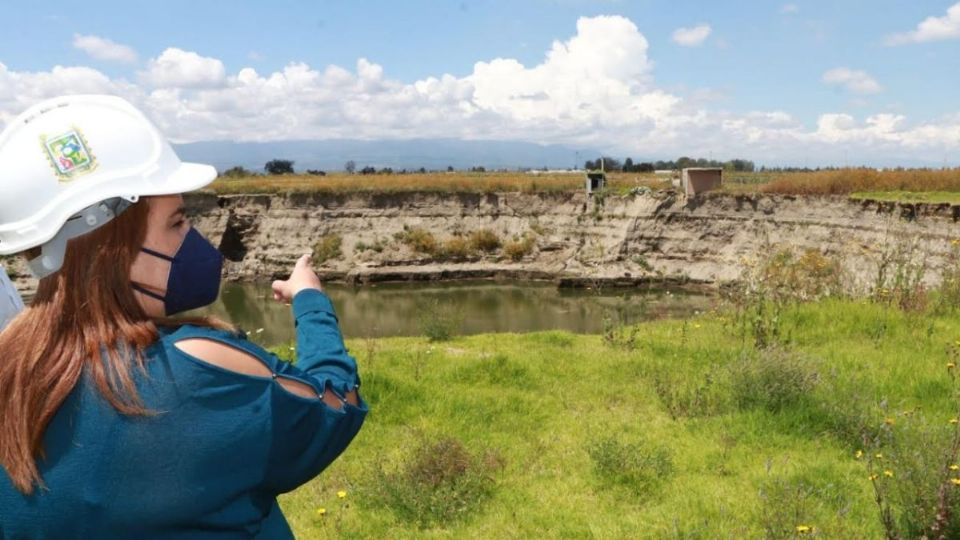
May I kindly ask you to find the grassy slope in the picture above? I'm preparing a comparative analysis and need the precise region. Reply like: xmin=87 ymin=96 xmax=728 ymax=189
xmin=273 ymin=299 xmax=960 ymax=539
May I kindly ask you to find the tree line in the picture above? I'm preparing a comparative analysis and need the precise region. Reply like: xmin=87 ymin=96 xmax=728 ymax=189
xmin=219 ymin=156 xmax=762 ymax=178
xmin=584 ymin=156 xmax=756 ymax=172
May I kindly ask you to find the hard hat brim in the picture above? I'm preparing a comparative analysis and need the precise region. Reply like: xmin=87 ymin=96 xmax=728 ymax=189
xmin=149 ymin=162 xmax=219 ymax=196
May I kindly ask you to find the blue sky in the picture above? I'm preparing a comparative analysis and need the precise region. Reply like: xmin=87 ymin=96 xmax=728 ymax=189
xmin=1 ymin=0 xmax=959 ymax=165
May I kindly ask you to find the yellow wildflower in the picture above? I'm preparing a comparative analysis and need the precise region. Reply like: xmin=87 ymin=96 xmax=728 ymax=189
xmin=796 ymin=524 xmax=812 ymax=534
xmin=884 ymin=417 xmax=895 ymax=426
xmin=337 ymin=490 xmax=347 ymax=499
xmin=869 ymin=474 xmax=879 ymax=481
xmin=952 ymin=478 xmax=960 ymax=486
xmin=884 ymin=470 xmax=894 ymax=478
xmin=316 ymin=507 xmax=327 ymax=516
xmin=949 ymin=362 xmax=957 ymax=370
xmin=855 ymin=450 xmax=864 ymax=459
xmin=950 ymin=464 xmax=959 ymax=471
xmin=950 ymin=419 xmax=959 ymax=425
xmin=875 ymin=453 xmax=883 ymax=459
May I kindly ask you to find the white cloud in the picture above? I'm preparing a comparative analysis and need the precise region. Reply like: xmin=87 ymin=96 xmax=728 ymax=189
xmin=0 ymin=62 xmax=137 ymax=126
xmin=0 ymin=15 xmax=959 ymax=165
xmin=887 ymin=2 xmax=960 ymax=44
xmin=139 ymin=48 xmax=226 ymax=88
xmin=781 ymin=4 xmax=799 ymax=14
xmin=671 ymin=24 xmax=712 ymax=47
xmin=822 ymin=68 xmax=883 ymax=95
xmin=72 ymin=34 xmax=138 ymax=64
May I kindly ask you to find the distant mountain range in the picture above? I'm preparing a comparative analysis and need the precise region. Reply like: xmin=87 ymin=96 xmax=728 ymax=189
xmin=172 ymin=139 xmax=599 ymax=173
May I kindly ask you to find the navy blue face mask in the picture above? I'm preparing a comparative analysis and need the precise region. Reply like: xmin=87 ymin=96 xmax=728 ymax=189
xmin=132 ymin=227 xmax=223 ymax=316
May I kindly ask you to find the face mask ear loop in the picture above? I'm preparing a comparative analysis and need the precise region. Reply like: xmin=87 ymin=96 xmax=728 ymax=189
xmin=131 ymin=283 xmax=166 ymax=302
xmin=140 ymin=247 xmax=175 ymax=261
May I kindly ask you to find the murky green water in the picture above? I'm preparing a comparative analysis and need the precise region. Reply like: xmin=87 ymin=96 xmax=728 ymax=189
xmin=188 ymin=281 xmax=715 ymax=346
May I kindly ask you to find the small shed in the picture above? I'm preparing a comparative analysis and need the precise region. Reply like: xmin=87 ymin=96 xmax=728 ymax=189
xmin=681 ymin=168 xmax=722 ymax=196
xmin=585 ymin=171 xmax=606 ymax=195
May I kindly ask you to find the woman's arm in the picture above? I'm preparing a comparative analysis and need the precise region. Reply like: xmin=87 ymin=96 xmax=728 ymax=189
xmin=272 ymin=254 xmax=360 ymax=404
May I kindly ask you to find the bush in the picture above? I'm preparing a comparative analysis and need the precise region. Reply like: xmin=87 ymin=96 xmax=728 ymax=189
xmin=468 ymin=229 xmax=501 ymax=253
xmin=440 ymin=236 xmax=474 ymax=261
xmin=870 ymin=232 xmax=929 ymax=312
xmin=503 ymin=235 xmax=536 ymax=262
xmin=417 ymin=299 xmax=462 ymax=342
xmin=730 ymin=348 xmax=820 ymax=413
xmin=588 ymin=436 xmax=673 ymax=498
xmin=652 ymin=366 xmax=729 ymax=420
xmin=935 ymin=240 xmax=960 ymax=314
xmin=366 ymin=437 xmax=502 ymax=528
xmin=857 ymin=358 xmax=960 ymax=539
xmin=312 ymin=234 xmax=342 ymax=264
xmin=396 ymin=227 xmax=439 ymax=256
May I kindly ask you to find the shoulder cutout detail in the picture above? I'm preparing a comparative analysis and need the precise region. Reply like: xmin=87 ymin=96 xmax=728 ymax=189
xmin=173 ymin=338 xmax=322 ymax=400
xmin=174 ymin=338 xmax=272 ymax=377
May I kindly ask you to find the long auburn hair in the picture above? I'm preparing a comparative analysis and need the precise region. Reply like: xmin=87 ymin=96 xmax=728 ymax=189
xmin=0 ymin=197 xmax=227 ymax=495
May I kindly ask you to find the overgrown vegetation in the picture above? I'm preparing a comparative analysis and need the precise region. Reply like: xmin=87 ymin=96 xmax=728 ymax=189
xmin=269 ymin=233 xmax=960 ymax=538
xmin=311 ymin=234 xmax=342 ymax=264
xmin=468 ymin=229 xmax=501 ymax=253
xmin=761 ymin=168 xmax=960 ymax=196
xmin=208 ymin=168 xmax=960 ymax=201
xmin=503 ymin=233 xmax=536 ymax=262
xmin=364 ymin=437 xmax=502 ymax=528
xmin=587 ymin=436 xmax=673 ymax=498
xmin=394 ymin=226 xmax=438 ymax=256
xmin=272 ymin=290 xmax=960 ymax=538
xmin=416 ymin=299 xmax=463 ymax=342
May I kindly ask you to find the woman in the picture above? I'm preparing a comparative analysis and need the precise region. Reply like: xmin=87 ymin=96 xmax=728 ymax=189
xmin=0 ymin=95 xmax=366 ymax=538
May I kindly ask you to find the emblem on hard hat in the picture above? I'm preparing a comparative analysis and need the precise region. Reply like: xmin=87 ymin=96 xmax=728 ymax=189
xmin=40 ymin=128 xmax=98 ymax=181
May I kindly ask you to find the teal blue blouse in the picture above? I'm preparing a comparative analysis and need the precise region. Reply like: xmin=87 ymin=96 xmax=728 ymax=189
xmin=0 ymin=289 xmax=367 ymax=539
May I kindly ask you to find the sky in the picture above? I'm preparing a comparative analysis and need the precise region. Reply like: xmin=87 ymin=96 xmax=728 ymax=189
xmin=0 ymin=0 xmax=958 ymax=167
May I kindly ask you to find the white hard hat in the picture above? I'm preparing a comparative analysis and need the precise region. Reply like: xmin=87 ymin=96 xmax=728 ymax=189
xmin=0 ymin=94 xmax=217 ymax=278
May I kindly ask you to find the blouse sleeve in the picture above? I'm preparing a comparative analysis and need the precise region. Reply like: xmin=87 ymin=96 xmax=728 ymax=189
xmin=286 ymin=288 xmax=361 ymax=398
xmin=259 ymin=288 xmax=367 ymax=493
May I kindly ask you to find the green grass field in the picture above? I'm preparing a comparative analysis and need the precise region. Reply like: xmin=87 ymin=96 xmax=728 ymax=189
xmin=271 ymin=298 xmax=960 ymax=539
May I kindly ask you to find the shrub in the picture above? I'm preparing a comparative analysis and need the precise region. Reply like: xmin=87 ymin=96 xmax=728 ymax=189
xmin=396 ymin=227 xmax=439 ymax=256
xmin=417 ymin=299 xmax=462 ymax=342
xmin=757 ymin=470 xmax=859 ymax=539
xmin=503 ymin=235 xmax=536 ymax=262
xmin=588 ymin=436 xmax=673 ymax=498
xmin=730 ymin=348 xmax=820 ymax=413
xmin=312 ymin=234 xmax=342 ymax=264
xmin=652 ymin=366 xmax=729 ymax=420
xmin=440 ymin=236 xmax=474 ymax=261
xmin=935 ymin=240 xmax=960 ymax=314
xmin=870 ymin=232 xmax=929 ymax=312
xmin=728 ymin=247 xmax=845 ymax=349
xmin=468 ymin=229 xmax=501 ymax=253
xmin=857 ymin=355 xmax=960 ymax=539
xmin=762 ymin=249 xmax=845 ymax=302
xmin=366 ymin=437 xmax=502 ymax=528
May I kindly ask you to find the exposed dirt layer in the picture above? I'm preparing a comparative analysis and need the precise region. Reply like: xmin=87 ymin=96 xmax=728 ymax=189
xmin=8 ymin=190 xmax=960 ymax=296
